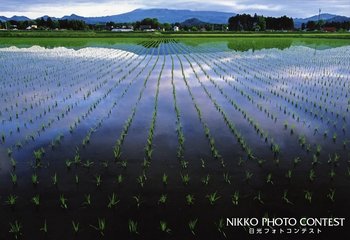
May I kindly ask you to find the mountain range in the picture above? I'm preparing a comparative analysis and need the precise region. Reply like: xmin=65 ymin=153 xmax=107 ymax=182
xmin=0 ymin=9 xmax=234 ymax=24
xmin=1 ymin=9 xmax=349 ymax=27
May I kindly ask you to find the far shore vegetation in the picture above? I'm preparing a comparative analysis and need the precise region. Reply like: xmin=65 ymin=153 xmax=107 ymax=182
xmin=0 ymin=13 xmax=349 ymax=40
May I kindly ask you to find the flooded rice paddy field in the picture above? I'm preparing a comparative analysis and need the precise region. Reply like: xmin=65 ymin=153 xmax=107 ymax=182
xmin=0 ymin=38 xmax=350 ymax=239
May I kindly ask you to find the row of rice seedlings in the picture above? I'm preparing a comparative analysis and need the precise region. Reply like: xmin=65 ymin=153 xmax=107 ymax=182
xmin=177 ymin=47 xmax=257 ymax=161
xmin=113 ymin=47 xmax=161 ymax=169
xmin=170 ymin=54 xmax=186 ymax=166
xmin=6 ymin=215 xmax=230 ymax=238
xmin=144 ymin=59 xmax=165 ymax=163
xmin=176 ymin=53 xmax=224 ymax=169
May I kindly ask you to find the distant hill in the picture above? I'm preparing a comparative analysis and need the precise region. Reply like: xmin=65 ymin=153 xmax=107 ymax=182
xmin=326 ymin=16 xmax=350 ymax=22
xmin=39 ymin=15 xmax=59 ymax=21
xmin=0 ymin=15 xmax=30 ymax=22
xmin=61 ymin=14 xmax=86 ymax=22
xmin=294 ymin=13 xmax=350 ymax=28
xmin=180 ymin=18 xmax=208 ymax=27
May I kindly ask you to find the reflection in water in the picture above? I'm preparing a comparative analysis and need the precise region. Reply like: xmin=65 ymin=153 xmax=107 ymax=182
xmin=227 ymin=38 xmax=293 ymax=52
xmin=1 ymin=37 xmax=350 ymax=53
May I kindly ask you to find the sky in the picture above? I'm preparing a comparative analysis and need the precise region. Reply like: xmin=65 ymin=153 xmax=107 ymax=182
xmin=0 ymin=0 xmax=349 ymax=19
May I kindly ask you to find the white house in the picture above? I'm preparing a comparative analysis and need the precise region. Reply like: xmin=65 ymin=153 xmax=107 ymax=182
xmin=173 ymin=26 xmax=179 ymax=32
xmin=111 ymin=25 xmax=134 ymax=32
xmin=112 ymin=28 xmax=134 ymax=32
xmin=26 ymin=25 xmax=38 ymax=30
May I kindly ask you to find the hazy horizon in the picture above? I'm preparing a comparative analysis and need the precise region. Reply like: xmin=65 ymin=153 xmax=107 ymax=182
xmin=0 ymin=0 xmax=349 ymax=19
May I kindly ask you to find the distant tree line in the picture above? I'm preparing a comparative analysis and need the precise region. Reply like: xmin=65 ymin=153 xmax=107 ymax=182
xmin=302 ymin=20 xmax=350 ymax=31
xmin=1 ymin=17 xmax=91 ymax=30
xmin=228 ymin=14 xmax=294 ymax=31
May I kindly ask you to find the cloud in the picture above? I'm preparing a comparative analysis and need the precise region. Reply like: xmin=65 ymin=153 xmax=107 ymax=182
xmin=0 ymin=0 xmax=349 ymax=18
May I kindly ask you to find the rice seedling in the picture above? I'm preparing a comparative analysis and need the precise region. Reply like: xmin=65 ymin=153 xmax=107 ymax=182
xmin=282 ymin=190 xmax=293 ymax=205
xmin=75 ymin=174 xmax=79 ymax=185
xmin=160 ymin=221 xmax=171 ymax=234
xmin=185 ymin=194 xmax=195 ymax=206
xmin=82 ymin=194 xmax=91 ymax=207
xmin=223 ymin=172 xmax=231 ymax=184
xmin=10 ymin=158 xmax=17 ymax=169
xmin=101 ymin=160 xmax=109 ymax=168
xmin=285 ymin=169 xmax=293 ymax=180
xmin=272 ymin=143 xmax=280 ymax=156
xmin=333 ymin=133 xmax=337 ymax=142
xmin=238 ymin=157 xmax=244 ymax=166
xmin=65 ymin=159 xmax=73 ymax=170
xmin=120 ymin=160 xmax=128 ymax=169
xmin=201 ymin=158 xmax=206 ymax=168
xmin=142 ymin=158 xmax=150 ymax=169
xmin=72 ymin=221 xmax=80 ymax=234
xmin=133 ymin=195 xmax=142 ymax=208
xmin=31 ymin=194 xmax=40 ymax=207
xmin=309 ymin=169 xmax=316 ymax=182
xmin=304 ymin=190 xmax=313 ymax=204
xmin=312 ymin=154 xmax=319 ymax=166
xmin=52 ymin=173 xmax=58 ymax=186
xmin=316 ymin=144 xmax=322 ymax=156
xmin=180 ymin=160 xmax=189 ymax=169
xmin=10 ymin=172 xmax=17 ymax=186
xmin=253 ymin=191 xmax=264 ymax=204
xmin=216 ymin=218 xmax=227 ymax=238
xmin=82 ymin=159 xmax=94 ymax=169
xmin=206 ymin=191 xmax=221 ymax=205
xmin=116 ymin=174 xmax=123 ymax=184
xmin=327 ymin=189 xmax=336 ymax=202
xmin=162 ymin=173 xmax=168 ymax=185
xmin=266 ymin=173 xmax=273 ymax=184
xmin=90 ymin=218 xmax=106 ymax=236
xmin=31 ymin=173 xmax=39 ymax=185
xmin=231 ymin=191 xmax=240 ymax=205
xmin=59 ymin=194 xmax=68 ymax=209
xmin=201 ymin=174 xmax=210 ymax=185
xmin=7 ymin=148 xmax=12 ymax=157
xmin=128 ymin=220 xmax=139 ymax=235
xmin=158 ymin=194 xmax=167 ymax=205
xmin=298 ymin=135 xmax=306 ymax=147
xmin=245 ymin=170 xmax=253 ymax=182
xmin=40 ymin=220 xmax=48 ymax=234
xmin=329 ymin=169 xmax=336 ymax=179
xmin=9 ymin=220 xmax=22 ymax=239
xmin=107 ymin=193 xmax=120 ymax=209
xmin=6 ymin=194 xmax=18 ymax=208
xmin=137 ymin=175 xmax=146 ymax=188
xmin=94 ymin=175 xmax=102 ymax=188
xmin=293 ymin=157 xmax=301 ymax=166
xmin=188 ymin=219 xmax=198 ymax=235
xmin=180 ymin=173 xmax=190 ymax=185
xmin=257 ymin=159 xmax=265 ymax=167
